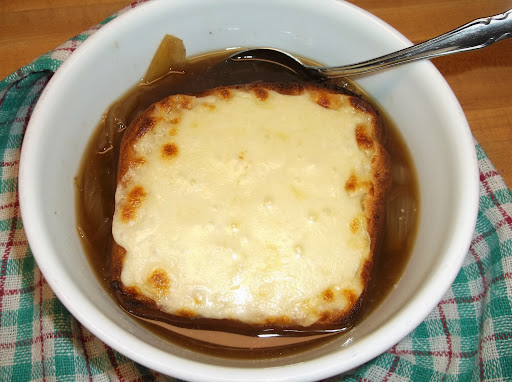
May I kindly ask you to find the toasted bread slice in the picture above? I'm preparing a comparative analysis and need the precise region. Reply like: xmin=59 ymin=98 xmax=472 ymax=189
xmin=111 ymin=82 xmax=390 ymax=333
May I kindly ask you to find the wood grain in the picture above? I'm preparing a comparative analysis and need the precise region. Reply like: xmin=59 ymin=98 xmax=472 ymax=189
xmin=1 ymin=0 xmax=511 ymax=187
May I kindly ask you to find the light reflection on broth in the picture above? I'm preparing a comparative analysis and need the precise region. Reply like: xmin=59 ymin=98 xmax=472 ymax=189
xmin=74 ymin=45 xmax=419 ymax=359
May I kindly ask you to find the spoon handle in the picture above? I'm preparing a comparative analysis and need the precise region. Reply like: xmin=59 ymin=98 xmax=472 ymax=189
xmin=320 ymin=8 xmax=512 ymax=77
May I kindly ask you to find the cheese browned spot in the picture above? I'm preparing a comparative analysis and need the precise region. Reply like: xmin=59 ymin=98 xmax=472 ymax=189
xmin=216 ymin=88 xmax=231 ymax=100
xmin=350 ymin=217 xmax=362 ymax=233
xmin=356 ymin=124 xmax=374 ymax=150
xmin=120 ymin=186 xmax=146 ymax=223
xmin=148 ymin=268 xmax=171 ymax=290
xmin=144 ymin=268 xmax=172 ymax=301
xmin=345 ymin=174 xmax=371 ymax=194
xmin=111 ymin=82 xmax=390 ymax=331
xmin=323 ymin=289 xmax=334 ymax=302
xmin=177 ymin=308 xmax=197 ymax=318
xmin=176 ymin=94 xmax=194 ymax=110
xmin=162 ymin=143 xmax=179 ymax=158
xmin=202 ymin=103 xmax=216 ymax=111
xmin=265 ymin=316 xmax=292 ymax=325
xmin=313 ymin=92 xmax=343 ymax=110
xmin=343 ymin=289 xmax=358 ymax=306
xmin=253 ymin=88 xmax=269 ymax=101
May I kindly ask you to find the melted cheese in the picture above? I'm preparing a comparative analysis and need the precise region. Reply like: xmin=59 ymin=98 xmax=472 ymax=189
xmin=112 ymin=87 xmax=377 ymax=327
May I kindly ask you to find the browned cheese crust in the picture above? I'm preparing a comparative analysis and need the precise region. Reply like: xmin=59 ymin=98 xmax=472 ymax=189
xmin=110 ymin=81 xmax=390 ymax=335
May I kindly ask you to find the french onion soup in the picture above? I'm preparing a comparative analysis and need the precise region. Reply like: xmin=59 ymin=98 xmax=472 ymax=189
xmin=75 ymin=36 xmax=419 ymax=356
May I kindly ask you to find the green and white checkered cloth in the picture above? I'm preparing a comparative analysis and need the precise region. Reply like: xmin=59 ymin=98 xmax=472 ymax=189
xmin=1 ymin=1 xmax=511 ymax=380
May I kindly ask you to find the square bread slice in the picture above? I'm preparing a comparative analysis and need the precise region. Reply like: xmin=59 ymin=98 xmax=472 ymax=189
xmin=110 ymin=82 xmax=390 ymax=333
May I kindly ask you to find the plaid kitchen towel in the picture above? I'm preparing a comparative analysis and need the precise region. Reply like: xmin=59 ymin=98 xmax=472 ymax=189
xmin=1 ymin=1 xmax=511 ymax=381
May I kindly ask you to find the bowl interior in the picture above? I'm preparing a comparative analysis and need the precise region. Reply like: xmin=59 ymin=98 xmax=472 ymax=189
xmin=19 ymin=0 xmax=479 ymax=380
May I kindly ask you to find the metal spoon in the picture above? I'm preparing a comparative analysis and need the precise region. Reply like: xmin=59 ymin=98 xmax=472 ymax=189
xmin=229 ymin=8 xmax=512 ymax=80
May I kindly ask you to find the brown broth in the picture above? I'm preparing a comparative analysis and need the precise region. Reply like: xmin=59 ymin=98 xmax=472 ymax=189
xmin=74 ymin=49 xmax=419 ymax=358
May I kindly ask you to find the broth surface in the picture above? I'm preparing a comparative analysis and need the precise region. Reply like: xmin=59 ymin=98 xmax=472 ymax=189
xmin=75 ymin=49 xmax=419 ymax=358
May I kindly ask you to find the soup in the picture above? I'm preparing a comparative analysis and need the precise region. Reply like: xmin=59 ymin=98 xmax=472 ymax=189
xmin=75 ymin=45 xmax=419 ymax=358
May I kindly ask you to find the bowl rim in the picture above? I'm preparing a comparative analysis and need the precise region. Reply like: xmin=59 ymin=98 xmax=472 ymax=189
xmin=19 ymin=0 xmax=479 ymax=380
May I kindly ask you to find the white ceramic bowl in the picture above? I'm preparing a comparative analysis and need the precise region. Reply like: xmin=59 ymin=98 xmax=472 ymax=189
xmin=19 ymin=0 xmax=479 ymax=380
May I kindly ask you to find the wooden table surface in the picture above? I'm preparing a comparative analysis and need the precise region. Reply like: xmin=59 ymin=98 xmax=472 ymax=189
xmin=1 ymin=0 xmax=511 ymax=188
